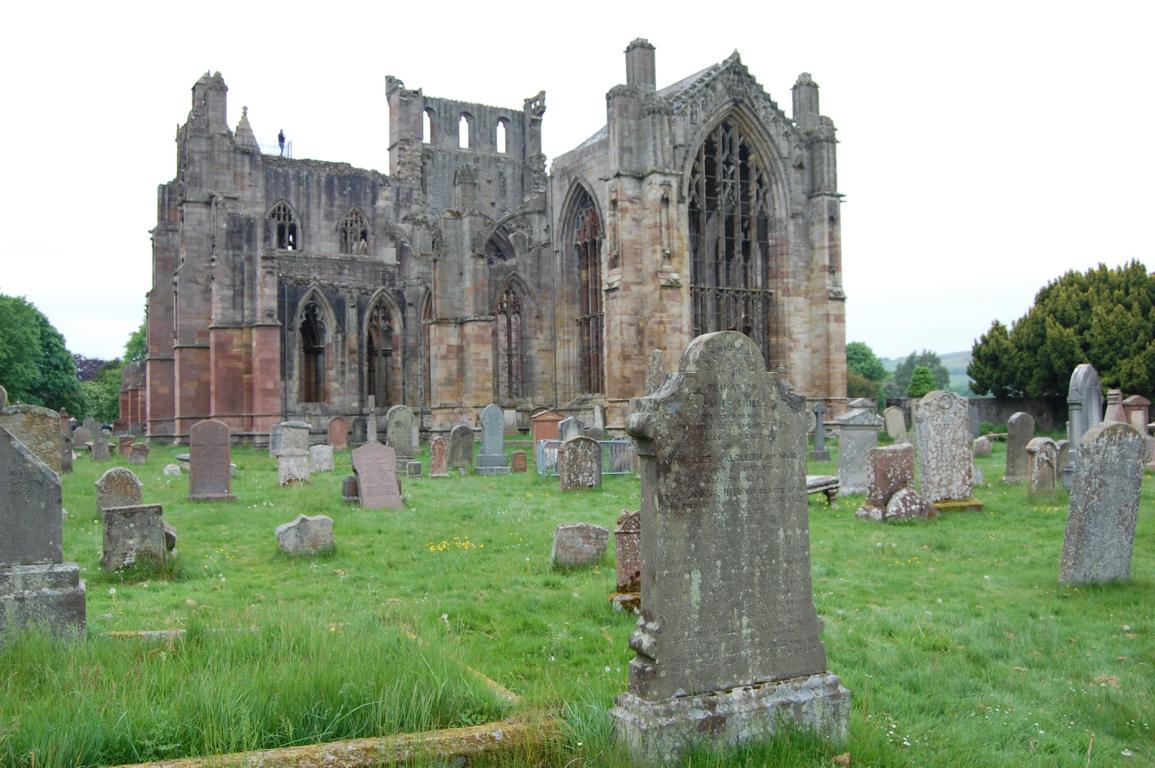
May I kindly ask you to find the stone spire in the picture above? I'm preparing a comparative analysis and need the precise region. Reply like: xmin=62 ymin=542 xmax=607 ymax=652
xmin=235 ymin=106 xmax=258 ymax=151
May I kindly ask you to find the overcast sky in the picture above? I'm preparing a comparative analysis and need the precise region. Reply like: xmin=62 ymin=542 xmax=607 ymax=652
xmin=2 ymin=1 xmax=1151 ymax=363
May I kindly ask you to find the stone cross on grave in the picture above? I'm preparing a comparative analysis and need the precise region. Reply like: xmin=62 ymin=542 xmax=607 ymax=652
xmin=810 ymin=402 xmax=830 ymax=461
xmin=365 ymin=395 xmax=378 ymax=443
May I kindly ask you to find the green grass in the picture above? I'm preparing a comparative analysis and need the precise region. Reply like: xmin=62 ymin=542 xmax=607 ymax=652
xmin=5 ymin=437 xmax=1151 ymax=767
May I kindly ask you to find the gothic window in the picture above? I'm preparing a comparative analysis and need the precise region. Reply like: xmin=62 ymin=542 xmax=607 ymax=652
xmin=270 ymin=202 xmax=298 ymax=251
xmin=420 ymin=293 xmax=432 ymax=408
xmin=496 ymin=119 xmax=508 ymax=154
xmin=688 ymin=119 xmax=776 ymax=365
xmin=299 ymin=301 xmax=325 ymax=403
xmin=423 ymin=108 xmax=436 ymax=144
xmin=366 ymin=299 xmax=401 ymax=407
xmin=495 ymin=284 xmax=525 ymax=402
xmin=572 ymin=192 xmax=604 ymax=394
xmin=458 ymin=113 xmax=473 ymax=149
xmin=339 ymin=209 xmax=369 ymax=255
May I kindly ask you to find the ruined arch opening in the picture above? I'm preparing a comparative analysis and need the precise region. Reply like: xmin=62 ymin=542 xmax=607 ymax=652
xmin=494 ymin=279 xmax=527 ymax=403
xmin=270 ymin=201 xmax=298 ymax=251
xmin=365 ymin=298 xmax=402 ymax=408
xmin=298 ymin=300 xmax=326 ymax=403
xmin=570 ymin=189 xmax=604 ymax=395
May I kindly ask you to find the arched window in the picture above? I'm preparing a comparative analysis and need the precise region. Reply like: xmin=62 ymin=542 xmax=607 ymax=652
xmin=688 ymin=118 xmax=775 ymax=365
xmin=420 ymin=293 xmax=433 ymax=408
xmin=299 ymin=300 xmax=325 ymax=402
xmin=495 ymin=284 xmax=524 ymax=402
xmin=366 ymin=299 xmax=400 ymax=407
xmin=339 ymin=209 xmax=369 ymax=255
xmin=572 ymin=191 xmax=603 ymax=394
xmin=423 ymin=108 xmax=435 ymax=144
xmin=270 ymin=202 xmax=298 ymax=251
xmin=495 ymin=119 xmax=508 ymax=154
xmin=458 ymin=113 xmax=472 ymax=149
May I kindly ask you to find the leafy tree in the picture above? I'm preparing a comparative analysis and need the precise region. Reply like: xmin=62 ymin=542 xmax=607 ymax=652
xmin=32 ymin=311 xmax=82 ymax=414
xmin=907 ymin=365 xmax=938 ymax=398
xmin=846 ymin=341 xmax=887 ymax=382
xmin=0 ymin=294 xmax=81 ymax=413
xmin=968 ymin=321 xmax=1019 ymax=397
xmin=847 ymin=371 xmax=879 ymax=400
xmin=894 ymin=350 xmax=950 ymax=394
xmin=124 ymin=307 xmax=147 ymax=363
xmin=80 ymin=360 xmax=123 ymax=423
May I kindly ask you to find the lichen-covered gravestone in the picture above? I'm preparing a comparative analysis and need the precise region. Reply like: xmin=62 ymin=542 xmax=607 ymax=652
xmin=855 ymin=443 xmax=932 ymax=522
xmin=188 ymin=419 xmax=234 ymax=501
xmin=836 ymin=409 xmax=883 ymax=495
xmin=1004 ymin=412 xmax=1035 ymax=484
xmin=96 ymin=467 xmax=143 ymax=512
xmin=883 ymin=406 xmax=907 ymax=442
xmin=448 ymin=424 xmax=473 ymax=472
xmin=645 ymin=349 xmax=667 ymax=394
xmin=0 ymin=404 xmax=63 ymax=474
xmin=277 ymin=450 xmax=310 ymax=486
xmin=914 ymin=390 xmax=981 ymax=510
xmin=385 ymin=405 xmax=415 ymax=460
xmin=101 ymin=504 xmax=168 ymax=571
xmin=0 ymin=426 xmax=86 ymax=637
xmin=973 ymin=436 xmax=992 ymax=457
xmin=476 ymin=403 xmax=510 ymax=474
xmin=276 ymin=514 xmax=335 ymax=556
xmin=558 ymin=416 xmax=585 ymax=443
xmin=129 ymin=443 xmax=150 ymax=465
xmin=429 ymin=435 xmax=450 ymax=477
xmin=612 ymin=331 xmax=849 ymax=762
xmin=511 ymin=450 xmax=528 ymax=473
xmin=309 ymin=444 xmax=334 ymax=473
xmin=351 ymin=441 xmax=403 ymax=509
xmin=1025 ymin=437 xmax=1059 ymax=499
xmin=1059 ymin=422 xmax=1145 ymax=585
xmin=550 ymin=523 xmax=609 ymax=568
xmin=615 ymin=510 xmax=642 ymax=593
xmin=558 ymin=435 xmax=602 ymax=490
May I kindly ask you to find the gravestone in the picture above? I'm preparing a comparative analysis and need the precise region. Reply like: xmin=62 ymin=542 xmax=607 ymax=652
xmin=558 ymin=435 xmax=601 ymax=490
xmin=101 ymin=504 xmax=168 ymax=571
xmin=61 ymin=433 xmax=73 ymax=473
xmin=883 ymin=406 xmax=907 ymax=441
xmin=551 ymin=523 xmax=609 ymax=568
xmin=531 ymin=409 xmax=564 ymax=444
xmin=277 ymin=451 xmax=310 ymax=486
xmin=1004 ymin=412 xmax=1035 ymax=484
xmin=1056 ymin=439 xmax=1070 ymax=477
xmin=351 ymin=416 xmax=366 ymax=445
xmin=386 ymin=404 xmax=415 ymax=460
xmin=163 ymin=464 xmax=182 ymax=477
xmin=613 ymin=331 xmax=849 ymax=761
xmin=847 ymin=397 xmax=877 ymax=415
xmin=810 ymin=402 xmax=830 ymax=461
xmin=886 ymin=488 xmax=934 ymax=521
xmin=82 ymin=416 xmax=100 ymax=437
xmin=278 ymin=421 xmax=311 ymax=455
xmin=855 ymin=443 xmax=932 ymax=521
xmin=276 ymin=514 xmax=335 ymax=556
xmin=615 ymin=510 xmax=642 ymax=593
xmin=1064 ymin=363 xmax=1103 ymax=488
xmin=365 ymin=396 xmax=378 ymax=443
xmin=448 ymin=424 xmax=473 ymax=472
xmin=1122 ymin=394 xmax=1150 ymax=432
xmin=915 ymin=390 xmax=980 ymax=509
xmin=0 ymin=426 xmax=86 ymax=637
xmin=327 ymin=416 xmax=348 ymax=451
xmin=91 ymin=436 xmax=111 ymax=462
xmin=407 ymin=460 xmax=422 ymax=477
xmin=351 ymin=442 xmax=403 ymax=509
xmin=1060 ymin=422 xmax=1145 ymax=584
xmin=973 ymin=436 xmax=992 ymax=457
xmin=836 ymin=409 xmax=883 ymax=495
xmin=0 ymin=404 xmax=62 ymax=474
xmin=429 ymin=436 xmax=450 ymax=477
xmin=645 ymin=349 xmax=668 ymax=394
xmin=129 ymin=443 xmax=150 ymax=465
xmin=558 ymin=416 xmax=585 ymax=443
xmin=1103 ymin=389 xmax=1125 ymax=422
xmin=95 ymin=467 xmax=143 ymax=511
xmin=117 ymin=435 xmax=134 ymax=459
xmin=476 ymin=403 xmax=510 ymax=474
xmin=188 ymin=419 xmax=234 ymax=501
xmin=511 ymin=450 xmax=528 ymax=473
xmin=341 ymin=476 xmax=359 ymax=504
xmin=1025 ymin=437 xmax=1059 ymax=499
xmin=309 ymin=444 xmax=334 ymax=472
xmin=72 ymin=426 xmax=92 ymax=451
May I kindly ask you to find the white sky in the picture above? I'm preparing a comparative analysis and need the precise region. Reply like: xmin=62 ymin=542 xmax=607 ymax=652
xmin=2 ymin=1 xmax=1151 ymax=362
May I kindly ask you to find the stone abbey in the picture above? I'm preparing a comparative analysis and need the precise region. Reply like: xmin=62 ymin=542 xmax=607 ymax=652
xmin=121 ymin=40 xmax=847 ymax=440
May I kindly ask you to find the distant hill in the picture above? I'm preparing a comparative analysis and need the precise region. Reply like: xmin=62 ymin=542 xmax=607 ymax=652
xmin=880 ymin=350 xmax=973 ymax=395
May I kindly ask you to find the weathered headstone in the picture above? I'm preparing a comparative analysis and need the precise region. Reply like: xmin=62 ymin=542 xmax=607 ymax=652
xmin=60 ymin=433 xmax=73 ymax=473
xmin=530 ymin=409 xmax=564 ymax=444
xmin=1103 ymin=389 xmax=1126 ymax=422
xmin=613 ymin=331 xmax=849 ymax=761
xmin=351 ymin=441 xmax=403 ymax=509
xmin=277 ymin=450 xmax=310 ymax=486
xmin=558 ymin=416 xmax=585 ymax=443
xmin=429 ymin=435 xmax=450 ymax=477
xmin=1056 ymin=439 xmax=1070 ymax=477
xmin=1003 ymin=412 xmax=1035 ymax=484
xmin=101 ymin=504 xmax=168 ymax=571
xmin=1122 ymin=394 xmax=1150 ymax=433
xmin=0 ymin=404 xmax=63 ymax=474
xmin=883 ymin=406 xmax=907 ymax=442
xmin=1025 ymin=437 xmax=1059 ymax=499
xmin=309 ymin=444 xmax=334 ymax=472
xmin=645 ymin=350 xmax=667 ymax=394
xmin=82 ymin=416 xmax=100 ymax=437
xmin=188 ymin=419 xmax=234 ymax=501
xmin=117 ymin=435 xmax=135 ymax=459
xmin=72 ymin=426 xmax=92 ymax=451
xmin=327 ymin=416 xmax=348 ymax=451
xmin=0 ymin=385 xmax=6 ymax=408
xmin=341 ymin=475 xmax=359 ymax=504
xmin=1060 ymin=422 xmax=1145 ymax=584
xmin=836 ymin=409 xmax=883 ymax=495
xmin=95 ymin=467 xmax=143 ymax=511
xmin=914 ymin=390 xmax=980 ymax=509
xmin=511 ymin=450 xmax=528 ymax=473
xmin=551 ymin=523 xmax=609 ymax=568
xmin=810 ymin=402 xmax=830 ymax=461
xmin=615 ymin=510 xmax=641 ymax=593
xmin=91 ymin=436 xmax=111 ymax=462
xmin=163 ymin=463 xmax=182 ymax=477
xmin=0 ymin=426 xmax=86 ymax=637
xmin=276 ymin=514 xmax=335 ymax=556
xmin=1064 ymin=363 xmax=1103 ymax=488
xmin=129 ymin=443 xmax=150 ymax=465
xmin=386 ymin=404 xmax=415 ymax=460
xmin=448 ymin=424 xmax=473 ymax=472
xmin=973 ymin=436 xmax=992 ymax=457
xmin=276 ymin=421 xmax=310 ymax=455
xmin=855 ymin=443 xmax=932 ymax=521
xmin=886 ymin=487 xmax=934 ymax=521
xmin=476 ymin=403 xmax=510 ymax=474
xmin=558 ymin=435 xmax=601 ymax=490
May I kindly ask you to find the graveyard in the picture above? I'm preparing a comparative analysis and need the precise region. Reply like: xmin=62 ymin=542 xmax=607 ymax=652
xmin=2 ymin=411 xmax=1152 ymax=767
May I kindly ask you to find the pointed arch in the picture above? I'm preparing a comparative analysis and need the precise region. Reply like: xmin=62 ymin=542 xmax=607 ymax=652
xmin=363 ymin=289 xmax=404 ymax=408
xmin=493 ymin=272 xmax=534 ymax=403
xmin=560 ymin=180 xmax=604 ymax=395
xmin=338 ymin=208 xmax=369 ymax=255
xmin=295 ymin=286 xmax=336 ymax=403
xmin=268 ymin=200 xmax=300 ymax=251
xmin=419 ymin=289 xmax=433 ymax=410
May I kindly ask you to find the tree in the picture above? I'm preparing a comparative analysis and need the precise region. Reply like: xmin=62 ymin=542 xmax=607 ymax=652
xmin=0 ymin=294 xmax=81 ymax=413
xmin=80 ymin=360 xmax=123 ymax=423
xmin=847 ymin=371 xmax=879 ymax=400
xmin=124 ymin=306 xmax=147 ymax=363
xmin=894 ymin=350 xmax=950 ymax=394
xmin=907 ymin=365 xmax=938 ymax=398
xmin=846 ymin=341 xmax=887 ymax=382
xmin=968 ymin=320 xmax=1019 ymax=397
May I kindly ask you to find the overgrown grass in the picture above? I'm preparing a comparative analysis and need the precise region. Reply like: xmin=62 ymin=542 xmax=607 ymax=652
xmin=17 ymin=436 xmax=1153 ymax=766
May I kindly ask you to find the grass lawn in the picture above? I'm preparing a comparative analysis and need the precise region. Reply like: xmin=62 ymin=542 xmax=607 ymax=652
xmin=3 ymin=436 xmax=1152 ymax=767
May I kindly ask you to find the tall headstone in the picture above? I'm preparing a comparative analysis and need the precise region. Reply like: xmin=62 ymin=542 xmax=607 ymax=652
xmin=60 ymin=433 xmax=73 ymax=473
xmin=91 ymin=435 xmax=111 ymax=462
xmin=72 ymin=426 xmax=92 ymax=451
xmin=1064 ymin=363 xmax=1103 ymax=488
xmin=429 ymin=435 xmax=450 ymax=477
xmin=530 ymin=409 xmax=564 ymax=444
xmin=327 ymin=416 xmax=349 ymax=451
xmin=1003 ymin=412 xmax=1035 ymax=484
xmin=810 ymin=402 xmax=830 ymax=461
xmin=386 ymin=404 xmax=415 ymax=460
xmin=614 ymin=510 xmax=642 ymax=593
xmin=0 ymin=404 xmax=63 ymax=474
xmin=129 ymin=443 xmax=150 ymax=465
xmin=613 ymin=332 xmax=848 ymax=761
xmin=82 ymin=415 xmax=100 ymax=437
xmin=280 ymin=421 xmax=311 ymax=454
xmin=645 ymin=350 xmax=667 ymax=394
xmin=188 ymin=419 xmax=234 ymax=501
xmin=351 ymin=441 xmax=403 ymax=509
xmin=558 ymin=416 xmax=585 ymax=443
xmin=476 ymin=404 xmax=510 ymax=474
xmin=836 ymin=409 xmax=883 ymax=495
xmin=0 ymin=426 xmax=86 ymax=637
xmin=95 ymin=467 xmax=143 ymax=511
xmin=1060 ymin=422 xmax=1145 ymax=584
xmin=102 ymin=504 xmax=168 ymax=571
xmin=855 ymin=443 xmax=933 ymax=522
xmin=1103 ymin=389 xmax=1126 ymax=422
xmin=883 ymin=406 xmax=907 ymax=442
xmin=1024 ymin=437 xmax=1059 ymax=499
xmin=558 ymin=435 xmax=602 ymax=490
xmin=914 ymin=390 xmax=981 ymax=509
xmin=448 ymin=424 xmax=473 ymax=472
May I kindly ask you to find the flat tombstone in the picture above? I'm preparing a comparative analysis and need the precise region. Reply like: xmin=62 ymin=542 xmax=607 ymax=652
xmin=163 ymin=464 xmax=181 ymax=477
xmin=836 ymin=409 xmax=883 ymax=495
xmin=276 ymin=514 xmax=335 ymax=556
xmin=1004 ymin=412 xmax=1035 ymax=484
xmin=101 ymin=504 xmax=167 ymax=571
xmin=615 ymin=510 xmax=641 ymax=593
xmin=511 ymin=450 xmax=528 ymax=473
xmin=117 ymin=435 xmax=134 ymax=459
xmin=1025 ymin=437 xmax=1059 ymax=499
xmin=429 ymin=436 xmax=450 ymax=477
xmin=129 ymin=443 xmax=150 ymax=465
xmin=1060 ymin=422 xmax=1145 ymax=584
xmin=613 ymin=332 xmax=848 ymax=761
xmin=558 ymin=416 xmax=585 ymax=443
xmin=530 ymin=409 xmax=564 ymax=443
xmin=351 ymin=442 xmax=403 ymax=509
xmin=0 ymin=404 xmax=62 ymax=474
xmin=476 ymin=403 xmax=510 ymax=474
xmin=883 ymin=406 xmax=906 ymax=441
xmin=188 ymin=419 xmax=234 ymax=501
xmin=277 ymin=451 xmax=310 ymax=486
xmin=448 ymin=424 xmax=473 ymax=472
xmin=309 ymin=444 xmax=334 ymax=472
xmin=558 ymin=436 xmax=601 ymax=490
xmin=386 ymin=405 xmax=415 ymax=459
xmin=95 ymin=467 xmax=143 ymax=512
xmin=915 ymin=390 xmax=976 ymax=506
xmin=551 ymin=523 xmax=609 ymax=568
xmin=328 ymin=417 xmax=348 ymax=451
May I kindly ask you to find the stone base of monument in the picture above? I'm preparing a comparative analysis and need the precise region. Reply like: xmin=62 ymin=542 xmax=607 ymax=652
xmin=611 ymin=673 xmax=850 ymax=764
xmin=0 ymin=563 xmax=87 ymax=636
xmin=475 ymin=454 xmax=511 ymax=475
xmin=930 ymin=498 xmax=984 ymax=512
xmin=608 ymin=592 xmax=640 ymax=613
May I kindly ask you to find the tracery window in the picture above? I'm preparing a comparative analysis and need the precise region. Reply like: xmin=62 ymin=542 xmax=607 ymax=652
xmin=299 ymin=301 xmax=325 ymax=402
xmin=366 ymin=302 xmax=394 ymax=407
xmin=270 ymin=202 xmax=298 ymax=251
xmin=495 ymin=285 xmax=524 ymax=401
xmin=339 ymin=209 xmax=369 ymax=255
xmin=572 ymin=192 xmax=604 ymax=394
xmin=688 ymin=119 xmax=775 ymax=365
